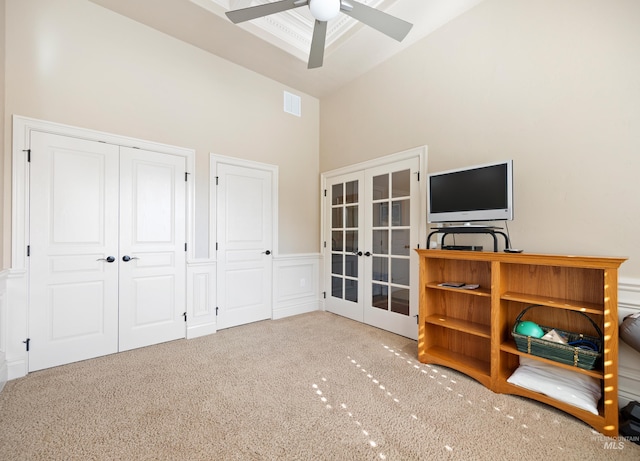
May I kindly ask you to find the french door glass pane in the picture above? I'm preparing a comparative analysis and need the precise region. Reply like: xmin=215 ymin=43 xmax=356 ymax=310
xmin=392 ymin=200 xmax=409 ymax=226
xmin=331 ymin=231 xmax=343 ymax=251
xmin=392 ymin=229 xmax=410 ymax=256
xmin=372 ymin=174 xmax=388 ymax=200
xmin=345 ymin=255 xmax=358 ymax=278
xmin=345 ymin=279 xmax=358 ymax=302
xmin=332 ymin=208 xmax=343 ymax=228
xmin=391 ymin=258 xmax=409 ymax=286
xmin=392 ymin=170 xmax=410 ymax=198
xmin=345 ymin=180 xmax=358 ymax=203
xmin=332 ymin=254 xmax=343 ymax=275
xmin=390 ymin=287 xmax=409 ymax=315
xmin=372 ymin=256 xmax=388 ymax=282
xmin=372 ymin=283 xmax=388 ymax=309
xmin=372 ymin=202 xmax=388 ymax=227
xmin=372 ymin=230 xmax=389 ymax=255
xmin=332 ymin=184 xmax=343 ymax=205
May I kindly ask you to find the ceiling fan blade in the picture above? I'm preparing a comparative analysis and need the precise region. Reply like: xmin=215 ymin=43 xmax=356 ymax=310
xmin=226 ymin=0 xmax=307 ymax=24
xmin=308 ymin=20 xmax=327 ymax=69
xmin=341 ymin=0 xmax=413 ymax=42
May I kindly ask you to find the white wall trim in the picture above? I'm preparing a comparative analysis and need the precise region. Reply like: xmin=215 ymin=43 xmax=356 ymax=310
xmin=273 ymin=254 xmax=322 ymax=320
xmin=618 ymin=277 xmax=640 ymax=407
xmin=187 ymin=259 xmax=217 ymax=339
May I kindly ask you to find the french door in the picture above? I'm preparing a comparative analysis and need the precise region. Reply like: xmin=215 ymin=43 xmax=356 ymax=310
xmin=324 ymin=156 xmax=422 ymax=339
xmin=28 ymin=132 xmax=187 ymax=371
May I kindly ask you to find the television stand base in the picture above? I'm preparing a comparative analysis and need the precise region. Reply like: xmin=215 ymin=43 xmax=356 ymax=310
xmin=442 ymin=245 xmax=484 ymax=251
xmin=427 ymin=227 xmax=510 ymax=252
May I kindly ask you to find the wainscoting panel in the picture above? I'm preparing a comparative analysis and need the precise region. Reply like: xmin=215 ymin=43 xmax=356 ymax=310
xmin=273 ymin=254 xmax=322 ymax=319
xmin=186 ymin=260 xmax=217 ymax=339
xmin=618 ymin=278 xmax=640 ymax=407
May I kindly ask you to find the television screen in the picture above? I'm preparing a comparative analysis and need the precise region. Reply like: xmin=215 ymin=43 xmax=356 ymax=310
xmin=427 ymin=160 xmax=513 ymax=223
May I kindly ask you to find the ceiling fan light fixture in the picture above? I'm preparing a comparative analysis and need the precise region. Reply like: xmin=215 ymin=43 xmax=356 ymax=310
xmin=309 ymin=0 xmax=341 ymax=22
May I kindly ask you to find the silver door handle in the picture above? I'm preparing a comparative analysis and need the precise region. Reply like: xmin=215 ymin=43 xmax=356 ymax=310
xmin=97 ymin=256 xmax=116 ymax=263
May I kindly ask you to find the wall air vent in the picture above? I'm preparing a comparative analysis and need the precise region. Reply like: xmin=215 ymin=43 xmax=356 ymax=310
xmin=284 ymin=91 xmax=301 ymax=117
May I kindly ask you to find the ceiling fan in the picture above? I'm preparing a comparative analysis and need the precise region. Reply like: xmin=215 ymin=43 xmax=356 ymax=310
xmin=225 ymin=0 xmax=413 ymax=69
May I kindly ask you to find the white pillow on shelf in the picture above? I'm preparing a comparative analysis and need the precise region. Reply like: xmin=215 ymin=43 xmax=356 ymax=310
xmin=507 ymin=356 xmax=601 ymax=415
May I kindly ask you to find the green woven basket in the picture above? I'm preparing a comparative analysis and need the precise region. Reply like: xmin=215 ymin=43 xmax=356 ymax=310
xmin=511 ymin=305 xmax=602 ymax=370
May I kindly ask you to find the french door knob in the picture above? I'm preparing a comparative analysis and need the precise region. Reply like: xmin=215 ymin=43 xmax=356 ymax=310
xmin=353 ymin=251 xmax=363 ymax=256
xmin=97 ymin=256 xmax=116 ymax=263
xmin=122 ymin=255 xmax=139 ymax=262
xmin=364 ymin=251 xmax=372 ymax=257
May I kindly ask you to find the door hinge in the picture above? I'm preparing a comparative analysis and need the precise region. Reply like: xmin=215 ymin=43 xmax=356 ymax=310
xmin=185 ymin=243 xmax=187 ymax=252
xmin=185 ymin=172 xmax=190 ymax=182
xmin=324 ymin=189 xmax=327 ymax=197
xmin=27 ymin=245 xmax=30 ymax=257
xmin=414 ymin=171 xmax=420 ymax=181
xmin=215 ymin=306 xmax=219 ymax=316
xmin=23 ymin=338 xmax=31 ymax=351
xmin=183 ymin=312 xmax=187 ymax=322
xmin=323 ymin=241 xmax=326 ymax=248
xmin=216 ymin=242 xmax=218 ymax=251
xmin=323 ymin=291 xmax=326 ymax=299
xmin=415 ymin=314 xmax=419 ymax=324
xmin=23 ymin=149 xmax=31 ymax=162
xmin=215 ymin=176 xmax=219 ymax=186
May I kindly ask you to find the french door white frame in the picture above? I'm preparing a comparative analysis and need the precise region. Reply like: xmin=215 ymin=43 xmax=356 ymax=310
xmin=320 ymin=146 xmax=428 ymax=335
xmin=7 ymin=115 xmax=196 ymax=379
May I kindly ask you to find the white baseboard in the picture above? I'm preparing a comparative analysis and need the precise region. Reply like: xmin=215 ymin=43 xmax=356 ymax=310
xmin=273 ymin=301 xmax=321 ymax=320
xmin=0 ymin=352 xmax=7 ymax=393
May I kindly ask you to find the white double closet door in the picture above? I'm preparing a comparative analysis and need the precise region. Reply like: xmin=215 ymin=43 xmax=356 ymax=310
xmin=28 ymin=132 xmax=186 ymax=372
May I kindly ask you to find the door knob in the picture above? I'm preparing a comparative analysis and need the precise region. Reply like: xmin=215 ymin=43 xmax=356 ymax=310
xmin=262 ymin=250 xmax=271 ymax=255
xmin=122 ymin=255 xmax=139 ymax=262
xmin=97 ymin=256 xmax=116 ymax=263
xmin=364 ymin=251 xmax=372 ymax=257
xmin=353 ymin=251 xmax=363 ymax=256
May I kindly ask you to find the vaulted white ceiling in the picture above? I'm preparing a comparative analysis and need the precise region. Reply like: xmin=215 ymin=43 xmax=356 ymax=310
xmin=88 ymin=0 xmax=485 ymax=97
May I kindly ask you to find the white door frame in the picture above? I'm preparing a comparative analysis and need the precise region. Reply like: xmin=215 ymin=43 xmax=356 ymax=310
xmin=7 ymin=115 xmax=195 ymax=379
xmin=209 ymin=154 xmax=279 ymax=323
xmin=320 ymin=146 xmax=428 ymax=335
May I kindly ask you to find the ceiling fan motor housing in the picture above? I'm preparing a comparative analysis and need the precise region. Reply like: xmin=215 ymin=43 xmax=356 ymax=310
xmin=309 ymin=0 xmax=341 ymax=21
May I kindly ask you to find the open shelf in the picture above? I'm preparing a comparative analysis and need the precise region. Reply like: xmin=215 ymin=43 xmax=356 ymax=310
xmin=417 ymin=249 xmax=626 ymax=437
xmin=501 ymin=292 xmax=603 ymax=315
xmin=424 ymin=314 xmax=491 ymax=338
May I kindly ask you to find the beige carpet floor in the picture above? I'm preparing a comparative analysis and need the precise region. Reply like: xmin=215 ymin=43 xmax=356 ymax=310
xmin=1 ymin=311 xmax=638 ymax=460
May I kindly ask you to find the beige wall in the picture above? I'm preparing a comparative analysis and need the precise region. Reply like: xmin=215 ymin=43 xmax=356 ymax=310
xmin=1 ymin=0 xmax=320 ymax=266
xmin=321 ymin=0 xmax=640 ymax=278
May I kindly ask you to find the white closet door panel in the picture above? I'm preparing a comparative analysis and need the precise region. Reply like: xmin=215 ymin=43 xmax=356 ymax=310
xmin=28 ymin=132 xmax=120 ymax=371
xmin=217 ymin=163 xmax=273 ymax=330
xmin=118 ymin=147 xmax=186 ymax=351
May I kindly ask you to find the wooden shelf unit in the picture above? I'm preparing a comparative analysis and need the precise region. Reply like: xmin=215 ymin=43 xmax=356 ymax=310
xmin=416 ymin=249 xmax=626 ymax=437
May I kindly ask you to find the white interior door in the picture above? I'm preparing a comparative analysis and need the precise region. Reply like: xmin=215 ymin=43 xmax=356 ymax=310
xmin=324 ymin=157 xmax=421 ymax=339
xmin=118 ymin=147 xmax=187 ymax=351
xmin=28 ymin=133 xmax=187 ymax=371
xmin=28 ymin=132 xmax=120 ymax=371
xmin=216 ymin=162 xmax=273 ymax=330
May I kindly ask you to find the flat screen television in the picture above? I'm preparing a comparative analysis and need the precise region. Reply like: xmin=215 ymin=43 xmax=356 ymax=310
xmin=427 ymin=160 xmax=513 ymax=224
